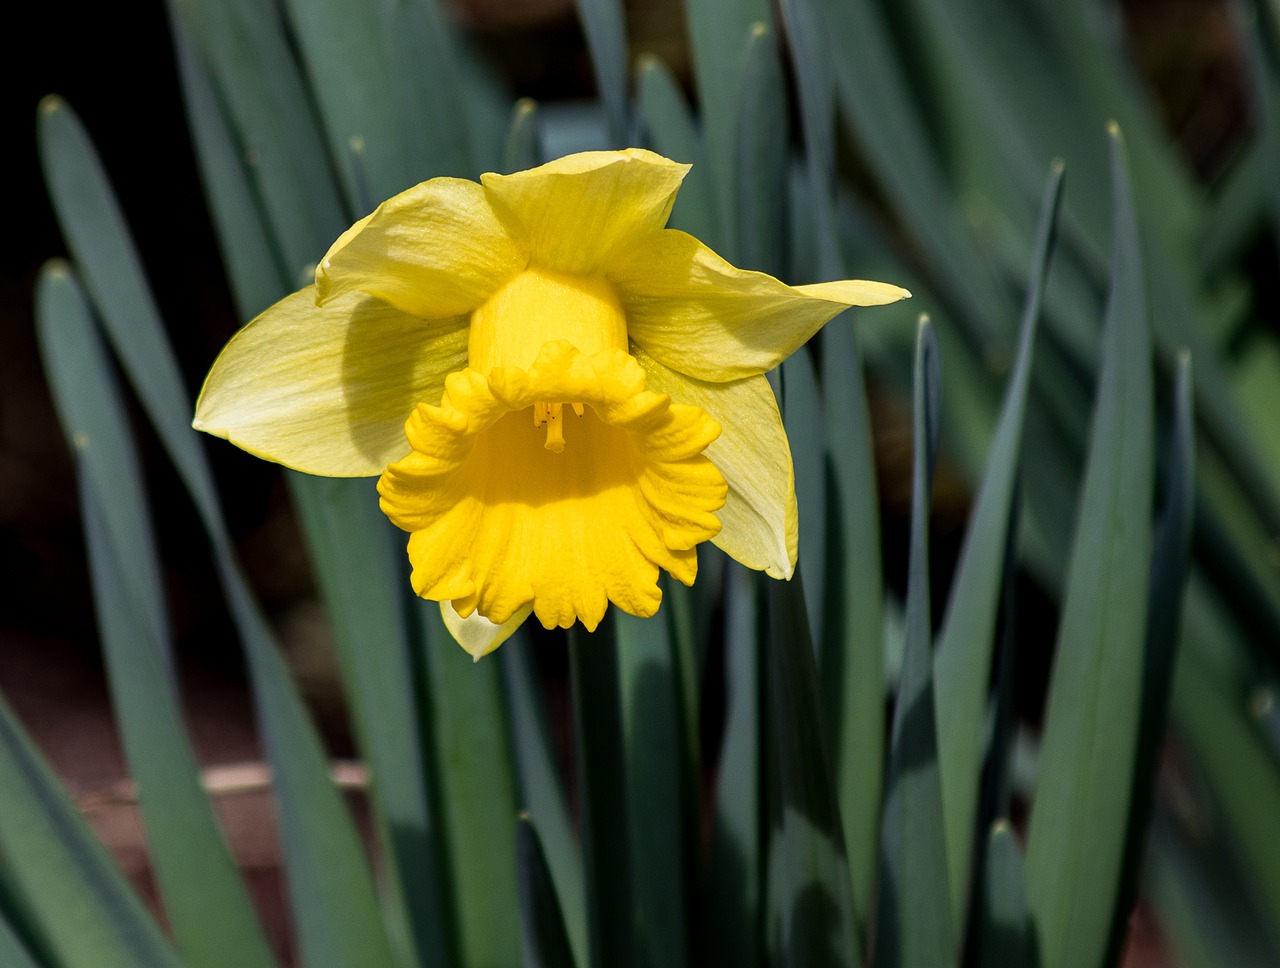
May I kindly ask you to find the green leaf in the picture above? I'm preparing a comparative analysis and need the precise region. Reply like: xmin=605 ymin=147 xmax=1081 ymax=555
xmin=274 ymin=0 xmax=418 ymax=205
xmin=781 ymin=344 xmax=827 ymax=648
xmin=972 ymin=823 xmax=1037 ymax=968
xmin=820 ymin=311 xmax=886 ymax=935
xmin=810 ymin=0 xmax=1012 ymax=349
xmin=0 ymin=914 xmax=40 ymax=968
xmin=764 ymin=576 xmax=860 ymax=968
xmin=224 ymin=570 xmax=401 ymax=968
xmin=615 ymin=612 xmax=689 ymax=968
xmin=1024 ymin=125 xmax=1155 ymax=968
xmin=934 ymin=162 xmax=1063 ymax=919
xmin=166 ymin=0 xmax=348 ymax=268
xmin=277 ymin=0 xmax=478 ymax=202
xmin=661 ymin=569 xmax=709 ymax=795
xmin=175 ymin=29 xmax=449 ymax=965
xmin=289 ymin=480 xmax=453 ymax=968
xmin=38 ymin=96 xmax=397 ymax=968
xmin=1033 ymin=1 xmax=1202 ymax=246
xmin=777 ymin=0 xmax=839 ymax=278
xmin=420 ymin=607 xmax=522 ymax=968
xmin=0 ymin=691 xmax=185 ymax=968
xmin=569 ymin=624 xmax=633 ymax=968
xmin=635 ymin=56 xmax=715 ymax=242
xmin=505 ymin=98 xmax=544 ymax=174
xmin=1105 ymin=351 xmax=1196 ymax=960
xmin=1172 ymin=594 xmax=1280 ymax=935
xmin=735 ymin=21 xmax=788 ymax=277
xmin=874 ymin=317 xmax=955 ymax=968
xmin=503 ymin=641 xmax=589 ymax=968
xmin=517 ymin=816 xmax=578 ymax=968
xmin=682 ymin=0 xmax=771 ymax=254
xmin=169 ymin=11 xmax=286 ymax=319
xmin=37 ymin=96 xmax=222 ymax=518
xmin=703 ymin=565 xmax=762 ymax=968
xmin=1146 ymin=800 xmax=1280 ymax=968
xmin=573 ymin=0 xmax=629 ymax=145
xmin=36 ymin=263 xmax=277 ymax=968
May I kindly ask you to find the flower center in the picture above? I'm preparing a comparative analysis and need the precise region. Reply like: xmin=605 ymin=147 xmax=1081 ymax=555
xmin=469 ymin=267 xmax=628 ymax=451
xmin=377 ymin=343 xmax=726 ymax=634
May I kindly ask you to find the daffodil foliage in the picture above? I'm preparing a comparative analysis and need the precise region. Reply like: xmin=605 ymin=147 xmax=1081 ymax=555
xmin=194 ymin=149 xmax=907 ymax=656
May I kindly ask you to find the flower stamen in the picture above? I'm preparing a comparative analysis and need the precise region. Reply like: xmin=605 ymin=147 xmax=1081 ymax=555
xmin=535 ymin=401 xmax=565 ymax=452
xmin=533 ymin=401 xmax=587 ymax=452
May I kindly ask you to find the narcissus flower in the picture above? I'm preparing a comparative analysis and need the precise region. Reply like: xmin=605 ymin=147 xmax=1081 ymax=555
xmin=194 ymin=149 xmax=908 ymax=658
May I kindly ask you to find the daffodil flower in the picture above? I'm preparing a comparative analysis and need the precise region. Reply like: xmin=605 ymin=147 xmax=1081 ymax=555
xmin=194 ymin=149 xmax=908 ymax=658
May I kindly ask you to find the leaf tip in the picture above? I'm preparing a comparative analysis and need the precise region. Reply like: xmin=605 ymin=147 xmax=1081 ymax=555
xmin=38 ymin=94 xmax=65 ymax=118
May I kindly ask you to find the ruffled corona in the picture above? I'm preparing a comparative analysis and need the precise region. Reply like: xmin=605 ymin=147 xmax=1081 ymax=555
xmin=377 ymin=341 xmax=727 ymax=633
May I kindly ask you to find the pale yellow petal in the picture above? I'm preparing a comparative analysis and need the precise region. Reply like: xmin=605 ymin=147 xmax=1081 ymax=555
xmin=441 ymin=601 xmax=533 ymax=661
xmin=193 ymin=286 xmax=467 ymax=476
xmin=480 ymin=149 xmax=689 ymax=275
xmin=633 ymin=346 xmax=797 ymax=578
xmin=611 ymin=230 xmax=910 ymax=381
xmin=792 ymin=280 xmax=913 ymax=305
xmin=316 ymin=177 xmax=527 ymax=319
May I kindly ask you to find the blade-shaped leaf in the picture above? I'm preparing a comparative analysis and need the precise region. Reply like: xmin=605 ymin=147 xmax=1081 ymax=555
xmin=573 ymin=0 xmax=629 ymax=145
xmin=419 ymin=607 xmax=522 ymax=968
xmin=874 ymin=317 xmax=955 ymax=968
xmin=505 ymin=98 xmax=544 ymax=174
xmin=616 ymin=611 xmax=689 ymax=968
xmin=934 ymin=162 xmax=1063 ymax=918
xmin=811 ymin=0 xmax=1012 ymax=349
xmin=39 ymin=96 xmax=397 ymax=968
xmin=682 ymin=0 xmax=771 ymax=254
xmin=0 ymin=915 xmax=40 ymax=968
xmin=169 ymin=9 xmax=283 ymax=320
xmin=971 ymin=822 xmax=1037 ymax=968
xmin=635 ymin=55 xmax=715 ymax=242
xmin=569 ymin=624 xmax=633 ymax=968
xmin=820 ymin=312 xmax=886 ymax=934
xmin=735 ymin=21 xmax=787 ymax=278
xmin=1105 ymin=350 xmax=1196 ymax=960
xmin=503 ymin=640 xmax=588 ymax=967
xmin=274 ymin=0 xmax=417 ymax=206
xmin=1024 ymin=125 xmax=1155 ymax=968
xmin=37 ymin=263 xmax=278 ymax=968
xmin=781 ymin=345 xmax=827 ymax=649
xmin=1146 ymin=799 xmax=1280 ymax=968
xmin=764 ymin=574 xmax=861 ymax=968
xmin=167 ymin=0 xmax=347 ymax=268
xmin=289 ymin=479 xmax=453 ymax=967
xmin=703 ymin=565 xmax=762 ymax=968
xmin=173 ymin=28 xmax=450 ymax=965
xmin=0 ymin=690 xmax=185 ymax=968
xmin=517 ymin=816 xmax=578 ymax=968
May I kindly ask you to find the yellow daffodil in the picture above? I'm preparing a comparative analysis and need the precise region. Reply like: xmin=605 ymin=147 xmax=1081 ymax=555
xmin=194 ymin=149 xmax=908 ymax=658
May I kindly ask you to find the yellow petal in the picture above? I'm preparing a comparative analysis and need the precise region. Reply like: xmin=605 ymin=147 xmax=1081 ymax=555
xmin=316 ymin=177 xmax=527 ymax=319
xmin=480 ymin=149 xmax=689 ymax=275
xmin=611 ymin=230 xmax=910 ymax=381
xmin=378 ymin=343 xmax=726 ymax=631
xmin=633 ymin=346 xmax=797 ymax=578
xmin=440 ymin=601 xmax=533 ymax=661
xmin=193 ymin=286 xmax=467 ymax=476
